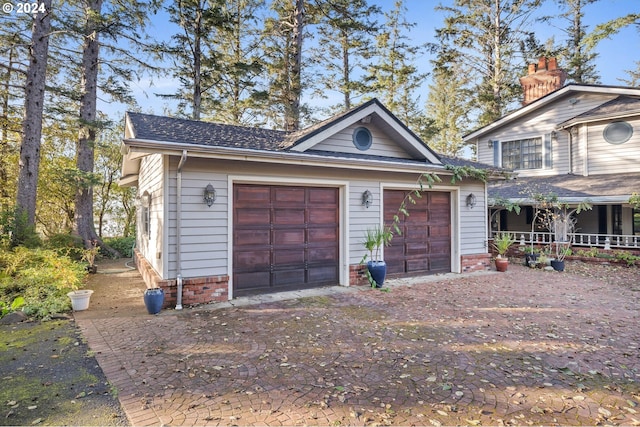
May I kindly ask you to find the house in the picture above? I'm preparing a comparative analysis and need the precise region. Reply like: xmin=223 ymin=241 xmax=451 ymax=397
xmin=464 ymin=57 xmax=640 ymax=250
xmin=119 ymin=99 xmax=498 ymax=308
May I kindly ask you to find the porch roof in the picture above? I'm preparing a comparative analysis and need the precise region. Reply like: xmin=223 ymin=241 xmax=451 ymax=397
xmin=489 ymin=172 xmax=640 ymax=204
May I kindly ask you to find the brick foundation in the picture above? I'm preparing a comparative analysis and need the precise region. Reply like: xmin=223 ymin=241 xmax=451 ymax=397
xmin=460 ymin=253 xmax=492 ymax=273
xmin=135 ymin=249 xmax=229 ymax=308
xmin=349 ymin=264 xmax=369 ymax=286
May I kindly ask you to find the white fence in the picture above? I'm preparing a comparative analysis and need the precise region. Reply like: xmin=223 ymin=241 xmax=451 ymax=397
xmin=492 ymin=231 xmax=640 ymax=250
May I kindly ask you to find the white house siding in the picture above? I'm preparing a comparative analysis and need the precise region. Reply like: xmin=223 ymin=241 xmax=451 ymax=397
xmin=458 ymin=181 xmax=488 ymax=255
xmin=586 ymin=117 xmax=640 ymax=175
xmin=137 ymin=153 xmax=164 ymax=276
xmin=166 ymin=157 xmax=228 ymax=279
xmin=476 ymin=93 xmax=619 ymax=177
xmin=160 ymin=157 xmax=488 ymax=282
xmin=313 ymin=123 xmax=411 ymax=159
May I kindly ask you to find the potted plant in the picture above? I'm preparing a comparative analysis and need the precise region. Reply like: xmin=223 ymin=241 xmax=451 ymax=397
xmin=492 ymin=232 xmax=515 ymax=272
xmin=522 ymin=246 xmax=540 ymax=267
xmin=362 ymin=225 xmax=393 ymax=288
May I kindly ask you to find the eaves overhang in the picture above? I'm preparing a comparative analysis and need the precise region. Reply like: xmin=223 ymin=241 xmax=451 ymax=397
xmin=121 ymin=137 xmax=450 ymax=177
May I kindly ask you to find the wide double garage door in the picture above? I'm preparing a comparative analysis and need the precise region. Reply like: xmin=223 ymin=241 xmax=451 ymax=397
xmin=233 ymin=184 xmax=340 ymax=296
xmin=384 ymin=190 xmax=451 ymax=275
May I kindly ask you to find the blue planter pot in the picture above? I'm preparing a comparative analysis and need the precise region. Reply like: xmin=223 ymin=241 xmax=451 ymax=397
xmin=144 ymin=288 xmax=165 ymax=314
xmin=367 ymin=260 xmax=387 ymax=288
xmin=550 ymin=259 xmax=565 ymax=272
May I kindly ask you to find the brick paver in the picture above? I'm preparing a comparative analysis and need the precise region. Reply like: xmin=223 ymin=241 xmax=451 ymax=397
xmin=76 ymin=264 xmax=640 ymax=426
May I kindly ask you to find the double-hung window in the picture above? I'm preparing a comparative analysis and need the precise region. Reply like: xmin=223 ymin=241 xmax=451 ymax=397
xmin=496 ymin=134 xmax=552 ymax=170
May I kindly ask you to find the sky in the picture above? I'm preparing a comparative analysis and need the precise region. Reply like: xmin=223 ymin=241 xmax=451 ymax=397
xmin=104 ymin=0 xmax=640 ymax=122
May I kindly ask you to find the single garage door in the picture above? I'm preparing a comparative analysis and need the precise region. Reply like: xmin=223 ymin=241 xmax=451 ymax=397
xmin=233 ymin=184 xmax=339 ymax=296
xmin=383 ymin=190 xmax=451 ymax=275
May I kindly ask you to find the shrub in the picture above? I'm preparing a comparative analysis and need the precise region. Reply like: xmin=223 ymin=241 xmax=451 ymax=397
xmin=45 ymin=233 xmax=85 ymax=260
xmin=0 ymin=247 xmax=86 ymax=320
xmin=103 ymin=236 xmax=135 ymax=258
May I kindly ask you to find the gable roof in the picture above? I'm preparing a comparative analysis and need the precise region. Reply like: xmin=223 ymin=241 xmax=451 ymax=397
xmin=463 ymin=84 xmax=640 ymax=141
xmin=557 ymin=95 xmax=640 ymax=129
xmin=121 ymin=99 xmax=501 ymax=186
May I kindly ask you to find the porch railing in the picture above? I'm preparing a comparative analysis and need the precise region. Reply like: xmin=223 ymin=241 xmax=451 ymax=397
xmin=492 ymin=231 xmax=640 ymax=250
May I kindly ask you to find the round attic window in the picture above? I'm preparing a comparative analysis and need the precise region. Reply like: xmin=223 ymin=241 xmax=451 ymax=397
xmin=603 ymin=121 xmax=633 ymax=145
xmin=353 ymin=127 xmax=372 ymax=151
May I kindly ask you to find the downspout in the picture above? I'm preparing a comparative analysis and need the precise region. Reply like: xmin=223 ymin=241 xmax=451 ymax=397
xmin=175 ymin=150 xmax=188 ymax=310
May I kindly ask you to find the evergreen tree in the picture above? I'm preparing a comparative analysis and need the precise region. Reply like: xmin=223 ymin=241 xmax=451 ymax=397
xmin=435 ymin=0 xmax=543 ymax=126
xmin=553 ymin=0 xmax=601 ymax=84
xmin=309 ymin=0 xmax=380 ymax=112
xmin=366 ymin=0 xmax=427 ymax=131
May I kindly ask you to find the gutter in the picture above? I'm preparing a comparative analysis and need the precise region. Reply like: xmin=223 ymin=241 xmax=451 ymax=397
xmin=175 ymin=150 xmax=188 ymax=310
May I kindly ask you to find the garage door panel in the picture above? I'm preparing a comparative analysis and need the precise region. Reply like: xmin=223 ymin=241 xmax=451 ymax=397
xmin=273 ymin=269 xmax=306 ymax=285
xmin=406 ymin=258 xmax=428 ymax=272
xmin=309 ymin=188 xmax=339 ymax=204
xmin=308 ymin=265 xmax=338 ymax=283
xmin=234 ymin=271 xmax=270 ymax=291
xmin=309 ymin=246 xmax=338 ymax=261
xmin=236 ymin=186 xmax=270 ymax=204
xmin=235 ymin=208 xmax=270 ymax=225
xmin=308 ymin=227 xmax=338 ymax=242
xmin=235 ymin=249 xmax=270 ymax=267
xmin=273 ymin=229 xmax=305 ymax=245
xmin=235 ymin=229 xmax=270 ymax=246
xmin=273 ymin=208 xmax=305 ymax=224
xmin=274 ymin=187 xmax=305 ymax=204
xmin=273 ymin=249 xmax=305 ymax=265
xmin=309 ymin=209 xmax=338 ymax=224
xmin=429 ymin=225 xmax=450 ymax=237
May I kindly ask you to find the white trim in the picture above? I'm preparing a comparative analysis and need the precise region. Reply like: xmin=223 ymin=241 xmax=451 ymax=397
xmin=162 ymin=155 xmax=169 ymax=279
xmin=380 ymin=182 xmax=461 ymax=274
xmin=289 ymin=103 xmax=441 ymax=164
xmin=227 ymin=175 xmax=350 ymax=300
xmin=463 ymin=85 xmax=640 ymax=141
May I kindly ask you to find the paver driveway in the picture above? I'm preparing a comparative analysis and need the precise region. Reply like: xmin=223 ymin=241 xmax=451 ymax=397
xmin=75 ymin=262 xmax=640 ymax=426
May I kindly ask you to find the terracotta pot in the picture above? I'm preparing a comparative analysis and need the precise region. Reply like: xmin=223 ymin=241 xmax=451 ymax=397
xmin=495 ymin=257 xmax=509 ymax=272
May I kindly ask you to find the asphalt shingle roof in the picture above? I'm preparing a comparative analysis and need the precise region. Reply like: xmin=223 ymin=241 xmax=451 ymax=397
xmin=489 ymin=173 xmax=640 ymax=200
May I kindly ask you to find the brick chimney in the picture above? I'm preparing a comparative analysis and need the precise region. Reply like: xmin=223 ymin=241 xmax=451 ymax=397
xmin=519 ymin=57 xmax=567 ymax=105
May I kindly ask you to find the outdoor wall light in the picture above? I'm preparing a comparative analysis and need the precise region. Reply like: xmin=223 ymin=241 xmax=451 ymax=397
xmin=466 ymin=193 xmax=477 ymax=209
xmin=203 ymin=184 xmax=216 ymax=207
xmin=362 ymin=190 xmax=373 ymax=208
xmin=487 ymin=139 xmax=494 ymax=148
xmin=140 ymin=191 xmax=151 ymax=207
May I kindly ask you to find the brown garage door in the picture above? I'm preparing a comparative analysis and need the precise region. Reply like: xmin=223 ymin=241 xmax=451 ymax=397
xmin=233 ymin=184 xmax=339 ymax=296
xmin=384 ymin=190 xmax=451 ymax=275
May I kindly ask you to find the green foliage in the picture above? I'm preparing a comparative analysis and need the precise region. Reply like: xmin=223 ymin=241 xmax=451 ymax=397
xmin=445 ymin=164 xmax=488 ymax=184
xmin=362 ymin=225 xmax=393 ymax=262
xmin=0 ymin=207 xmax=42 ymax=249
xmin=614 ymin=251 xmax=640 ymax=267
xmin=492 ymin=232 xmax=515 ymax=256
xmin=0 ymin=247 xmax=86 ymax=319
xmin=45 ymin=233 xmax=85 ymax=260
xmin=103 ymin=236 xmax=135 ymax=258
xmin=630 ymin=193 xmax=640 ymax=210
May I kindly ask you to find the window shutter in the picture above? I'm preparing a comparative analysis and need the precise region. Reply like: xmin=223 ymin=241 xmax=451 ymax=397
xmin=544 ymin=133 xmax=553 ymax=168
xmin=493 ymin=140 xmax=501 ymax=167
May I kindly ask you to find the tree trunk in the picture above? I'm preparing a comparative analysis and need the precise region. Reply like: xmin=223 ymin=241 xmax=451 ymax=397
xmin=15 ymin=0 xmax=52 ymax=228
xmin=285 ymin=0 xmax=304 ymax=131
xmin=74 ymin=0 xmax=103 ymax=249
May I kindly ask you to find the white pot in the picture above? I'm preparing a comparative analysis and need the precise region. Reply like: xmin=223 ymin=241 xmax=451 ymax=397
xmin=67 ymin=290 xmax=94 ymax=311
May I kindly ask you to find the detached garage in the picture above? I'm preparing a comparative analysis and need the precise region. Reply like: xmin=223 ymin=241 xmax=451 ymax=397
xmin=120 ymin=99 xmax=497 ymax=308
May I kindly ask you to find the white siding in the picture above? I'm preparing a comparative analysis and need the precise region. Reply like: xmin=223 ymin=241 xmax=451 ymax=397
xmin=458 ymin=181 xmax=488 ymax=255
xmin=166 ymin=157 xmax=228 ymax=279
xmin=313 ymin=123 xmax=411 ymax=158
xmin=136 ymin=153 xmax=164 ymax=276
xmin=586 ymin=117 xmax=640 ymax=175
xmin=157 ymin=157 xmax=487 ymax=281
xmin=475 ymin=93 xmax=619 ymax=177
